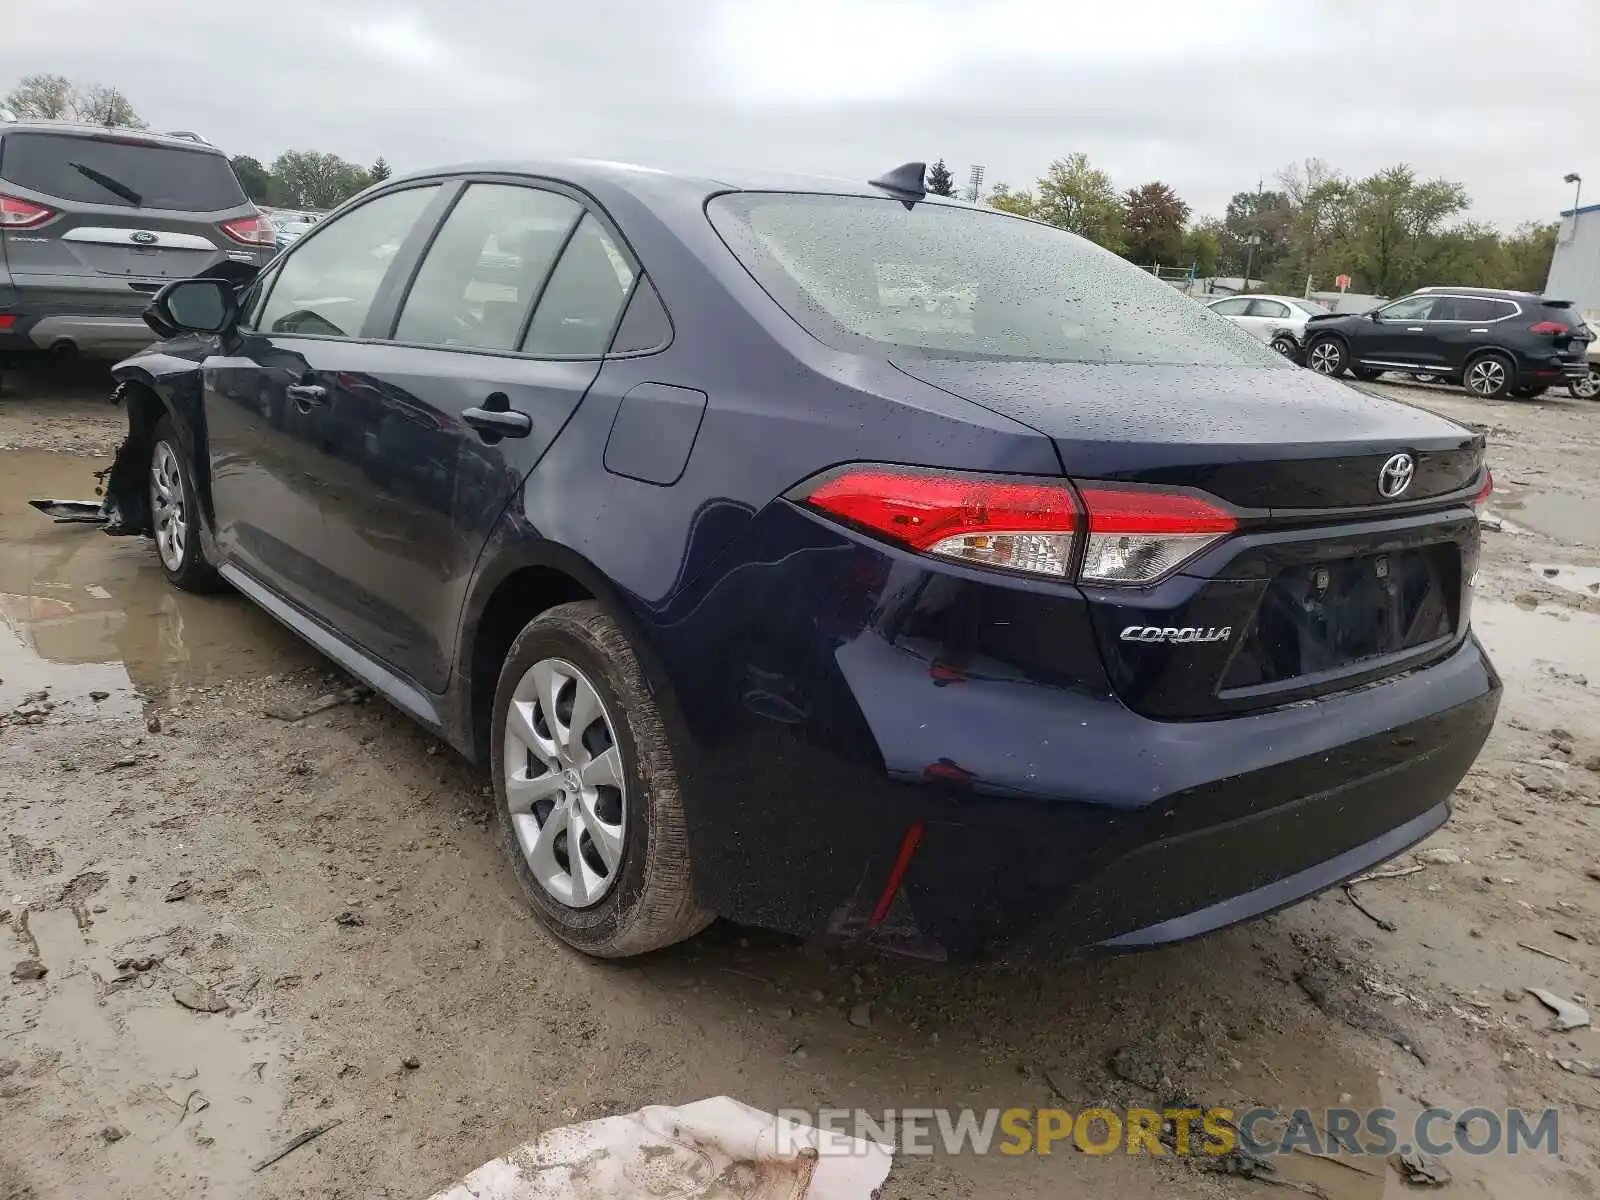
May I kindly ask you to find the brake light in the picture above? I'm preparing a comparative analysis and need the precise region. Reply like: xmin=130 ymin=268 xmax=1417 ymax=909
xmin=798 ymin=465 xmax=1080 ymax=577
xmin=1472 ymin=468 xmax=1493 ymax=511
xmin=1528 ymin=321 xmax=1568 ymax=334
xmin=1077 ymin=484 xmax=1238 ymax=584
xmin=794 ymin=466 xmax=1240 ymax=584
xmin=0 ymin=194 xmax=56 ymax=229
xmin=220 ymin=212 xmax=276 ymax=247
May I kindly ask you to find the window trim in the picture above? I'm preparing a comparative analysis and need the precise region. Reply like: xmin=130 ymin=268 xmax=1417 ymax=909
xmin=250 ymin=180 xmax=452 ymax=343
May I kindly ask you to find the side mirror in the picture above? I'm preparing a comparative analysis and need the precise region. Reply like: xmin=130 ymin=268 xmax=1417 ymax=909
xmin=147 ymin=277 xmax=238 ymax=336
xmin=1368 ymin=310 xmax=1383 ymax=322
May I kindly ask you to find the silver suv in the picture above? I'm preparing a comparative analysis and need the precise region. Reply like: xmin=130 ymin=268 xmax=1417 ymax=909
xmin=0 ymin=119 xmax=274 ymax=363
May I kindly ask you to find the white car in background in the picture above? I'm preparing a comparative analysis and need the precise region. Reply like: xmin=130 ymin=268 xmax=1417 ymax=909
xmin=1205 ymin=294 xmax=1330 ymax=358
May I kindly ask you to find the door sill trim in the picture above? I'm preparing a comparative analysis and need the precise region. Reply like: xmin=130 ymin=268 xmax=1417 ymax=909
xmin=218 ymin=563 xmax=442 ymax=729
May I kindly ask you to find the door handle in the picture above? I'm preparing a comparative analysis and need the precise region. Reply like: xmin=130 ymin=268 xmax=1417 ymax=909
xmin=286 ymin=383 xmax=328 ymax=406
xmin=1405 ymin=327 xmax=1425 ymax=332
xmin=462 ymin=403 xmax=532 ymax=440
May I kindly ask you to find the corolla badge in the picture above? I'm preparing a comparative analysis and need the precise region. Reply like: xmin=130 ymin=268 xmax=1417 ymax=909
xmin=1377 ymin=452 xmax=1415 ymax=499
xmin=1120 ymin=625 xmax=1233 ymax=645
xmin=130 ymin=230 xmax=158 ymax=245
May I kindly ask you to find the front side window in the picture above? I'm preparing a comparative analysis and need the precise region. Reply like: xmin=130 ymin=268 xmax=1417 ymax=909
xmin=1377 ymin=296 xmax=1436 ymax=322
xmin=520 ymin=214 xmax=636 ymax=356
xmin=258 ymin=184 xmax=440 ymax=339
xmin=1208 ymin=298 xmax=1251 ymax=316
xmin=394 ymin=183 xmax=582 ymax=351
xmin=709 ymin=192 xmax=1283 ymax=366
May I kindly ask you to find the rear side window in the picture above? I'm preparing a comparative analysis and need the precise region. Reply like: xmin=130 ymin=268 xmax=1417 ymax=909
xmin=708 ymin=192 xmax=1283 ymax=366
xmin=608 ymin=277 xmax=671 ymax=353
xmin=0 ymin=132 xmax=246 ymax=211
xmin=394 ymin=183 xmax=581 ymax=351
xmin=1248 ymin=299 xmax=1291 ymax=318
xmin=259 ymin=185 xmax=439 ymax=338
xmin=520 ymin=214 xmax=636 ymax=356
xmin=1446 ymin=297 xmax=1518 ymax=322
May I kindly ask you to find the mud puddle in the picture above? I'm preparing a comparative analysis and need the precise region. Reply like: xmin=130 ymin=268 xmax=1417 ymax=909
xmin=1528 ymin=563 xmax=1600 ymax=600
xmin=1473 ymin=597 xmax=1600 ymax=683
xmin=1491 ymin=490 xmax=1595 ymax=548
xmin=0 ymin=451 xmax=312 ymax=717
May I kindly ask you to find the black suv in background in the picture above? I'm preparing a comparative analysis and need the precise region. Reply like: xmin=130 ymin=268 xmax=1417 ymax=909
xmin=1300 ymin=286 xmax=1592 ymax=399
xmin=0 ymin=119 xmax=274 ymax=371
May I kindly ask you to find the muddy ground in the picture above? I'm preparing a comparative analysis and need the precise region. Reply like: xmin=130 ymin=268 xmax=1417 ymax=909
xmin=2 ymin=366 xmax=1599 ymax=1200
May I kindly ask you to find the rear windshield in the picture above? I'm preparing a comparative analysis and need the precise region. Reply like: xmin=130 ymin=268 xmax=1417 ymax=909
xmin=0 ymin=132 xmax=246 ymax=211
xmin=1291 ymin=298 xmax=1329 ymax=315
xmin=707 ymin=192 xmax=1285 ymax=366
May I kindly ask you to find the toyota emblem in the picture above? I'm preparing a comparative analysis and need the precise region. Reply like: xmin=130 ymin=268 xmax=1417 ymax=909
xmin=130 ymin=230 xmax=158 ymax=245
xmin=1377 ymin=452 xmax=1415 ymax=499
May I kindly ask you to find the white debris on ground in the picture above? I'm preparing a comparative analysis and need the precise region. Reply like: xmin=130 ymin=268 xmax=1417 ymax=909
xmin=426 ymin=1097 xmax=894 ymax=1200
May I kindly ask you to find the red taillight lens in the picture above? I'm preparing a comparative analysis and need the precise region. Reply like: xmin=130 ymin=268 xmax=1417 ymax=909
xmin=795 ymin=466 xmax=1241 ymax=584
xmin=799 ymin=465 xmax=1080 ymax=577
xmin=0 ymin=315 xmax=15 ymax=331
xmin=1076 ymin=484 xmax=1238 ymax=585
xmin=0 ymin=195 xmax=56 ymax=229
xmin=1472 ymin=468 xmax=1493 ymax=511
xmin=1528 ymin=321 xmax=1568 ymax=335
xmin=220 ymin=212 xmax=275 ymax=247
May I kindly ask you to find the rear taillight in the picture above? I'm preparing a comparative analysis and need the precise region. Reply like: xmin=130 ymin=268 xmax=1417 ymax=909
xmin=0 ymin=315 xmax=15 ymax=331
xmin=0 ymin=194 xmax=56 ymax=229
xmin=220 ymin=212 xmax=276 ymax=246
xmin=800 ymin=466 xmax=1079 ymax=577
xmin=1472 ymin=468 xmax=1493 ymax=512
xmin=793 ymin=465 xmax=1238 ymax=584
xmin=1077 ymin=484 xmax=1238 ymax=584
xmin=1528 ymin=321 xmax=1568 ymax=335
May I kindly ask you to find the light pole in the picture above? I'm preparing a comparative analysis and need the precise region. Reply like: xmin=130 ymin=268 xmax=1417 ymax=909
xmin=1242 ymin=234 xmax=1262 ymax=290
xmin=1565 ymin=173 xmax=1583 ymax=228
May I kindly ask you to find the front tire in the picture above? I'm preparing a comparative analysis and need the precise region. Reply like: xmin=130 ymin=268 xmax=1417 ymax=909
xmin=1464 ymin=353 xmax=1514 ymax=399
xmin=1569 ymin=367 xmax=1600 ymax=400
xmin=1305 ymin=337 xmax=1347 ymax=376
xmin=150 ymin=416 xmax=225 ymax=593
xmin=492 ymin=601 xmax=711 ymax=958
xmin=1510 ymin=384 xmax=1548 ymax=399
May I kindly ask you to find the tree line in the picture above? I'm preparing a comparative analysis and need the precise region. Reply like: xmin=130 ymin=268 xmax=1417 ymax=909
xmin=4 ymin=74 xmax=388 ymax=212
xmin=946 ymin=152 xmax=1557 ymax=298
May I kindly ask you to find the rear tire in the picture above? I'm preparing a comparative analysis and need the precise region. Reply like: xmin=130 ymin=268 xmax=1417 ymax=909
xmin=150 ymin=416 xmax=226 ymax=593
xmin=1510 ymin=384 xmax=1548 ymax=399
xmin=1270 ymin=335 xmax=1299 ymax=360
xmin=1411 ymin=373 xmax=1441 ymax=385
xmin=1305 ymin=337 xmax=1347 ymax=376
xmin=491 ymin=600 xmax=712 ymax=958
xmin=1463 ymin=352 xmax=1514 ymax=399
xmin=1569 ymin=367 xmax=1600 ymax=400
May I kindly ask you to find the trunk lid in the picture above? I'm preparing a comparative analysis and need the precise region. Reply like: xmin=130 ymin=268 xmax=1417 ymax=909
xmin=891 ymin=358 xmax=1485 ymax=718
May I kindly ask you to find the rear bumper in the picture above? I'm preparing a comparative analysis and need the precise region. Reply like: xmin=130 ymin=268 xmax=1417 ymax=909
xmin=647 ymin=503 xmax=1501 ymax=960
xmin=0 ymin=277 xmax=160 ymax=357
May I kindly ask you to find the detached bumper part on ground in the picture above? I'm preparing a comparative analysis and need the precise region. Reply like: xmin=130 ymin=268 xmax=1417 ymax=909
xmin=427 ymin=1098 xmax=894 ymax=1200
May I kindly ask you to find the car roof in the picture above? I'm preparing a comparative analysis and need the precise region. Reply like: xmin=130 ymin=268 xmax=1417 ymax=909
xmin=387 ymin=157 xmax=987 ymax=206
xmin=0 ymin=119 xmax=226 ymax=155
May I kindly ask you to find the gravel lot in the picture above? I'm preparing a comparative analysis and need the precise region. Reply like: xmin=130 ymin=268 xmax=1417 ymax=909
xmin=2 ymin=366 xmax=1599 ymax=1199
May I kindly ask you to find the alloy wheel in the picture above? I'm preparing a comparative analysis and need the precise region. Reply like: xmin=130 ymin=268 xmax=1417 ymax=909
xmin=1307 ymin=341 xmax=1341 ymax=374
xmin=151 ymin=441 xmax=188 ymax=572
xmin=1573 ymin=368 xmax=1600 ymax=400
xmin=1466 ymin=359 xmax=1507 ymax=397
xmin=502 ymin=657 xmax=627 ymax=908
xmin=1271 ymin=338 xmax=1297 ymax=358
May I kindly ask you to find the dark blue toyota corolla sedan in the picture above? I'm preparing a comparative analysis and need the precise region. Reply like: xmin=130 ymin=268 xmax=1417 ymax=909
xmin=104 ymin=159 xmax=1500 ymax=960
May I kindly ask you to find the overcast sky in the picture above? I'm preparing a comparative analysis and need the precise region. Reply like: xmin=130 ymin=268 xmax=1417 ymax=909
xmin=4 ymin=0 xmax=1595 ymax=229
